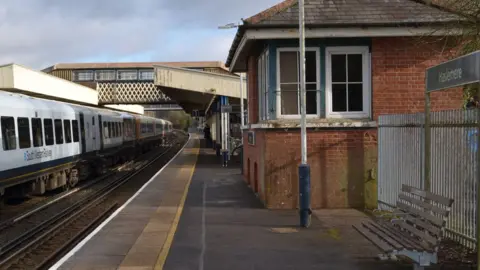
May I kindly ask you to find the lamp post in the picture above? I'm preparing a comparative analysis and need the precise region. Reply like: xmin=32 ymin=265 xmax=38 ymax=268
xmin=298 ymin=0 xmax=311 ymax=228
xmin=218 ymin=22 xmax=245 ymax=129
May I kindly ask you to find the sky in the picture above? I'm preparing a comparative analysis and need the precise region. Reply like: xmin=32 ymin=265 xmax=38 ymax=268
xmin=0 ymin=0 xmax=280 ymax=70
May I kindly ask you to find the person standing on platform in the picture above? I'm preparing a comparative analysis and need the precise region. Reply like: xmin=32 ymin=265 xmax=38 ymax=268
xmin=203 ymin=124 xmax=211 ymax=147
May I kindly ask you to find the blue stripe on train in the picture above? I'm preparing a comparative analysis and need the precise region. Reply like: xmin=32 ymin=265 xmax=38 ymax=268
xmin=0 ymin=155 xmax=80 ymax=187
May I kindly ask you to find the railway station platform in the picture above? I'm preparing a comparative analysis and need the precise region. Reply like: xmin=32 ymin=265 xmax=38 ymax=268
xmin=53 ymin=134 xmax=410 ymax=270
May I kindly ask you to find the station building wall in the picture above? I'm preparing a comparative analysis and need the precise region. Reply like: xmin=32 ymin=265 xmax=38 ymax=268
xmin=242 ymin=36 xmax=463 ymax=210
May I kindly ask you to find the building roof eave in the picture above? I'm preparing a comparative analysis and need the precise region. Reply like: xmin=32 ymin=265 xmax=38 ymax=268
xmin=225 ymin=20 xmax=462 ymax=68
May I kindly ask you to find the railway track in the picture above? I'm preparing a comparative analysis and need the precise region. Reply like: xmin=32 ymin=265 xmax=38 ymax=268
xmin=0 ymin=131 xmax=189 ymax=270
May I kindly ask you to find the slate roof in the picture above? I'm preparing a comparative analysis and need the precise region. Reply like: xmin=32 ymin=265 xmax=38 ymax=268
xmin=245 ymin=0 xmax=461 ymax=26
xmin=226 ymin=0 xmax=463 ymax=67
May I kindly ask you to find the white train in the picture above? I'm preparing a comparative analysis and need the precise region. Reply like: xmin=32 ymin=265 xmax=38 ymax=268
xmin=0 ymin=90 xmax=173 ymax=200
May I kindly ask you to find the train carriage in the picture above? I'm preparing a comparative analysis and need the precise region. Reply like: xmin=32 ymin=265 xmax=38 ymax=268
xmin=0 ymin=90 xmax=173 ymax=201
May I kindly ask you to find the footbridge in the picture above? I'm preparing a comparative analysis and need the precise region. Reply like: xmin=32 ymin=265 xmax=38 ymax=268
xmin=43 ymin=61 xmax=246 ymax=165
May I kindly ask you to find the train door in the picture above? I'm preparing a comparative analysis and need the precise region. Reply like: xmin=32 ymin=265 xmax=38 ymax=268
xmin=79 ymin=113 xmax=86 ymax=154
xmin=98 ymin=115 xmax=103 ymax=150
xmin=88 ymin=114 xmax=97 ymax=152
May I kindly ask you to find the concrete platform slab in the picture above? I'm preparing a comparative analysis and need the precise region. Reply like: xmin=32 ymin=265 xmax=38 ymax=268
xmin=161 ymin=146 xmax=412 ymax=270
xmin=53 ymin=135 xmax=199 ymax=270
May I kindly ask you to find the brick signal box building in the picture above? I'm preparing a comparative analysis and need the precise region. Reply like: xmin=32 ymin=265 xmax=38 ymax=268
xmin=226 ymin=0 xmax=464 ymax=209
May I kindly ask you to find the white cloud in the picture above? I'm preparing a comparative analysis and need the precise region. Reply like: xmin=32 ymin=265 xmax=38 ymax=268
xmin=0 ymin=0 xmax=280 ymax=69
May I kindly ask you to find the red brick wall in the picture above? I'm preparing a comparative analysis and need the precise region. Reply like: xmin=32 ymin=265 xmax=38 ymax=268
xmin=262 ymin=129 xmax=378 ymax=209
xmin=241 ymin=37 xmax=465 ymax=210
xmin=242 ymin=130 xmax=266 ymax=202
xmin=247 ymin=55 xmax=259 ymax=124
xmin=372 ymin=37 xmax=463 ymax=120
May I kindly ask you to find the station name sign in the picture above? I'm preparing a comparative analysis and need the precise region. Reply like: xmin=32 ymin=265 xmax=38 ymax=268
xmin=426 ymin=51 xmax=480 ymax=92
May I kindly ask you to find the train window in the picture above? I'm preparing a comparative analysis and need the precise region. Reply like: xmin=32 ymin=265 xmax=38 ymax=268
xmin=103 ymin=122 xmax=108 ymax=138
xmin=92 ymin=117 xmax=95 ymax=126
xmin=72 ymin=120 xmax=79 ymax=142
xmin=116 ymin=122 xmax=120 ymax=137
xmin=18 ymin=117 xmax=31 ymax=149
xmin=44 ymin=119 xmax=54 ymax=145
xmin=1 ymin=116 xmax=16 ymax=150
xmin=108 ymin=122 xmax=113 ymax=138
xmin=63 ymin=120 xmax=72 ymax=143
xmin=31 ymin=118 xmax=43 ymax=147
xmin=54 ymin=119 xmax=63 ymax=144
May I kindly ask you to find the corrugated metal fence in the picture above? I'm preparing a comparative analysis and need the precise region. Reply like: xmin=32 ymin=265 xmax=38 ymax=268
xmin=378 ymin=109 xmax=478 ymax=248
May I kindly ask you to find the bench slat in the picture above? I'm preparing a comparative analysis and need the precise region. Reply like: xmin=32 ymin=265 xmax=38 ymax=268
xmin=393 ymin=219 xmax=438 ymax=247
xmin=403 ymin=215 xmax=442 ymax=237
xmin=391 ymin=211 xmax=442 ymax=237
xmin=402 ymin=185 xmax=453 ymax=207
xmin=397 ymin=201 xmax=444 ymax=227
xmin=353 ymin=223 xmax=394 ymax=252
xmin=369 ymin=220 xmax=425 ymax=251
xmin=362 ymin=221 xmax=404 ymax=250
xmin=378 ymin=220 xmax=433 ymax=252
xmin=399 ymin=193 xmax=449 ymax=217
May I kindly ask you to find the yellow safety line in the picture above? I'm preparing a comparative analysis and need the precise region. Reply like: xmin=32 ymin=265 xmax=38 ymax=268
xmin=154 ymin=139 xmax=199 ymax=270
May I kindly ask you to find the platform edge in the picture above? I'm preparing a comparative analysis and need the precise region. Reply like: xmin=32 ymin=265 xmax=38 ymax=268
xmin=49 ymin=133 xmax=192 ymax=270
xmin=154 ymin=140 xmax=199 ymax=270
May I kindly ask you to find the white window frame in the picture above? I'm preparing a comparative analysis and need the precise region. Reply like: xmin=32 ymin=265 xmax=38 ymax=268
xmin=276 ymin=47 xmax=321 ymax=119
xmin=325 ymin=46 xmax=371 ymax=119
xmin=257 ymin=49 xmax=270 ymax=121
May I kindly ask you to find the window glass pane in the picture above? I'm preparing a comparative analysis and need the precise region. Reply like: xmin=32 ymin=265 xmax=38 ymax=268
xmin=331 ymin=55 xmax=346 ymax=82
xmin=279 ymin=51 xmax=298 ymax=83
xmin=32 ymin=118 xmax=43 ymax=147
xmin=332 ymin=84 xmax=347 ymax=112
xmin=17 ymin=117 xmax=31 ymax=149
xmin=103 ymin=122 xmax=108 ymax=138
xmin=44 ymin=119 xmax=54 ymax=145
xmin=117 ymin=70 xmax=138 ymax=80
xmin=348 ymin=83 xmax=363 ymax=111
xmin=306 ymin=51 xmax=317 ymax=83
xmin=139 ymin=70 xmax=154 ymax=80
xmin=1 ymin=116 xmax=16 ymax=150
xmin=64 ymin=120 xmax=72 ymax=143
xmin=95 ymin=70 xmax=116 ymax=81
xmin=54 ymin=119 xmax=63 ymax=144
xmin=348 ymin=54 xmax=363 ymax=82
xmin=306 ymin=83 xmax=317 ymax=115
xmin=280 ymin=84 xmax=298 ymax=115
xmin=116 ymin=123 xmax=120 ymax=137
xmin=73 ymin=71 xmax=93 ymax=81
xmin=108 ymin=122 xmax=113 ymax=137
xmin=72 ymin=120 xmax=79 ymax=142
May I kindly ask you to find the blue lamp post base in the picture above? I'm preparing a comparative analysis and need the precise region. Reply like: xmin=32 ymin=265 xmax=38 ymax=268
xmin=299 ymin=164 xmax=312 ymax=227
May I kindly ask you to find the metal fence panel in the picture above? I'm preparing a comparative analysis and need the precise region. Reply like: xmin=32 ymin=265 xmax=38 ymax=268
xmin=378 ymin=109 xmax=478 ymax=248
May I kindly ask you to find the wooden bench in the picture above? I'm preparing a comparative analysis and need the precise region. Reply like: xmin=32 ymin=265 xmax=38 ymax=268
xmin=353 ymin=184 xmax=454 ymax=270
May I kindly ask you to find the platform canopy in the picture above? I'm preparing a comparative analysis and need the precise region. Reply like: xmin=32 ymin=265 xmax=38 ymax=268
xmin=0 ymin=63 xmax=145 ymax=115
xmin=0 ymin=63 xmax=98 ymax=105
xmin=154 ymin=64 xmax=246 ymax=114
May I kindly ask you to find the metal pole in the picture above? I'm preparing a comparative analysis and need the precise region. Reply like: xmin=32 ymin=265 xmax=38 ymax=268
xmin=298 ymin=0 xmax=311 ymax=228
xmin=476 ymin=83 xmax=480 ymax=270
xmin=240 ymin=73 xmax=245 ymax=128
xmin=424 ymin=91 xmax=431 ymax=191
